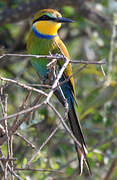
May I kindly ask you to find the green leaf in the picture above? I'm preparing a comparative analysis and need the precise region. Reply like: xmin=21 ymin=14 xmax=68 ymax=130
xmin=80 ymin=81 xmax=117 ymax=119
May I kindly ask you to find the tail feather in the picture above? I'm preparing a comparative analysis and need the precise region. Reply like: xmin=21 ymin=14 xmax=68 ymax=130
xmin=68 ymin=104 xmax=91 ymax=175
xmin=54 ymin=90 xmax=91 ymax=175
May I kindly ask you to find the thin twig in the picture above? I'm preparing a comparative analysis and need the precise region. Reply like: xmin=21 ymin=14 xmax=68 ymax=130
xmin=0 ymin=53 xmax=62 ymax=60
xmin=0 ymin=53 xmax=105 ymax=65
xmin=48 ymin=102 xmax=81 ymax=149
xmin=9 ymin=135 xmax=14 ymax=180
xmin=0 ymin=102 xmax=44 ymax=123
xmin=28 ymin=83 xmax=51 ymax=89
xmin=8 ymin=164 xmax=21 ymax=180
xmin=0 ymin=158 xmax=16 ymax=161
xmin=107 ymin=16 xmax=116 ymax=78
xmin=70 ymin=59 xmax=105 ymax=65
xmin=0 ymin=81 xmax=9 ymax=179
xmin=15 ymin=167 xmax=63 ymax=173
xmin=4 ymin=94 xmax=9 ymax=180
xmin=12 ymin=90 xmax=32 ymax=128
xmin=27 ymin=97 xmax=78 ymax=167
xmin=15 ymin=132 xmax=35 ymax=149
xmin=100 ymin=65 xmax=106 ymax=77
xmin=27 ymin=125 xmax=59 ymax=166
xmin=0 ymin=65 xmax=88 ymax=123
xmin=0 ymin=77 xmax=48 ymax=97
xmin=10 ymin=95 xmax=43 ymax=136
xmin=44 ymin=53 xmax=83 ymax=148
xmin=48 ymin=158 xmax=76 ymax=177
xmin=104 ymin=158 xmax=117 ymax=180
xmin=45 ymin=56 xmax=69 ymax=103
xmin=0 ymin=95 xmax=43 ymax=145
xmin=58 ymin=64 xmax=88 ymax=88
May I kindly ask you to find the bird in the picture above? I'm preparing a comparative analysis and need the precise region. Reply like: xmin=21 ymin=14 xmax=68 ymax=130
xmin=26 ymin=9 xmax=91 ymax=175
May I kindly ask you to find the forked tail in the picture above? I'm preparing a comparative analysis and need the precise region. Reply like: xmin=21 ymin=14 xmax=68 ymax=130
xmin=68 ymin=103 xmax=91 ymax=175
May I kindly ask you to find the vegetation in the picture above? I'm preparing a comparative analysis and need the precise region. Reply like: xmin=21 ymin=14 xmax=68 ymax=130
xmin=0 ymin=0 xmax=117 ymax=179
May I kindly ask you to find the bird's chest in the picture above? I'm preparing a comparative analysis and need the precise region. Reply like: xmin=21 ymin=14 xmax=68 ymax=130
xmin=29 ymin=38 xmax=56 ymax=84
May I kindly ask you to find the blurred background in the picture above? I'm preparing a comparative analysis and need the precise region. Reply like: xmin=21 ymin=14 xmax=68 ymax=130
xmin=0 ymin=0 xmax=117 ymax=179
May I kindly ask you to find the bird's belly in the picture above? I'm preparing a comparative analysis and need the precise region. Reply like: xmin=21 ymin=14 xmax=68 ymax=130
xmin=31 ymin=58 xmax=55 ymax=85
xmin=29 ymin=38 xmax=54 ymax=82
xmin=31 ymin=58 xmax=48 ymax=78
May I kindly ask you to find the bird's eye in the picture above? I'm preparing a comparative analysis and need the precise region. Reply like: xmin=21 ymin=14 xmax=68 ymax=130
xmin=33 ymin=15 xmax=54 ymax=24
xmin=41 ymin=15 xmax=49 ymax=20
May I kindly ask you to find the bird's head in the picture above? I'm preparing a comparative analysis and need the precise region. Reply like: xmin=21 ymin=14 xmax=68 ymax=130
xmin=32 ymin=9 xmax=73 ymax=38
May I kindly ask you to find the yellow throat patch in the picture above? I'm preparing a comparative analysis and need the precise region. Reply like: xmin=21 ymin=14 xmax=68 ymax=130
xmin=34 ymin=21 xmax=61 ymax=36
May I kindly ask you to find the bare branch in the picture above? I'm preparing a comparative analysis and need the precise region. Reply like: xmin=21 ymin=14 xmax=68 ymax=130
xmin=27 ymin=124 xmax=59 ymax=166
xmin=107 ymin=17 xmax=116 ymax=78
xmin=104 ymin=158 xmax=117 ymax=180
xmin=7 ymin=164 xmax=21 ymax=180
xmin=0 ymin=0 xmax=112 ymax=32
xmin=0 ymin=53 xmax=62 ymax=60
xmin=0 ymin=95 xmax=43 ymax=145
xmin=15 ymin=167 xmax=63 ymax=174
xmin=15 ymin=132 xmax=35 ymax=149
xmin=0 ymin=53 xmax=105 ymax=65
xmin=0 ymin=102 xmax=44 ymax=123
xmin=48 ymin=102 xmax=82 ymax=149
xmin=0 ymin=77 xmax=48 ymax=97
xmin=70 ymin=59 xmax=106 ymax=65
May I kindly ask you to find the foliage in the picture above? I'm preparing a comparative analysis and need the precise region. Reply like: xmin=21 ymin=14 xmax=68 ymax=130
xmin=0 ymin=0 xmax=117 ymax=180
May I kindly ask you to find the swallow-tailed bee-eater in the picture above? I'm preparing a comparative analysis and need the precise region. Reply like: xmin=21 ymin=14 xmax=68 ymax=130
xmin=27 ymin=9 xmax=91 ymax=175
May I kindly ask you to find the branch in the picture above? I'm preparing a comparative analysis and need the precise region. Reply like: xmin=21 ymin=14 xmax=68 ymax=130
xmin=48 ymin=102 xmax=82 ymax=150
xmin=27 ymin=124 xmax=59 ymax=166
xmin=104 ymin=158 xmax=117 ymax=180
xmin=0 ymin=77 xmax=48 ymax=97
xmin=0 ymin=53 xmax=63 ymax=60
xmin=27 ymin=101 xmax=82 ymax=167
xmin=0 ymin=102 xmax=44 ymax=123
xmin=27 ymin=56 xmax=83 ymax=166
xmin=0 ymin=0 xmax=112 ymax=32
xmin=15 ymin=132 xmax=35 ymax=149
xmin=70 ymin=59 xmax=105 ymax=65
xmin=7 ymin=164 xmax=21 ymax=180
xmin=0 ymin=95 xmax=43 ymax=145
xmin=15 ymin=168 xmax=63 ymax=174
xmin=0 ymin=53 xmax=105 ymax=65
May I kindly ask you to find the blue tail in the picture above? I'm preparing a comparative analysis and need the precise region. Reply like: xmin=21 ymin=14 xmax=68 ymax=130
xmin=54 ymin=78 xmax=91 ymax=175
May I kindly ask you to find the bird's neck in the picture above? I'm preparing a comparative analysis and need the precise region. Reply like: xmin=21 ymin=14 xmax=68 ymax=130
xmin=32 ymin=21 xmax=61 ymax=39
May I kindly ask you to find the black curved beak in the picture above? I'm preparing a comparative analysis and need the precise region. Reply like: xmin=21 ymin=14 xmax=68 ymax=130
xmin=55 ymin=17 xmax=74 ymax=23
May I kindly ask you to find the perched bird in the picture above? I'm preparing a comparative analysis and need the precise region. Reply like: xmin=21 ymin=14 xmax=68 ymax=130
xmin=27 ymin=9 xmax=91 ymax=175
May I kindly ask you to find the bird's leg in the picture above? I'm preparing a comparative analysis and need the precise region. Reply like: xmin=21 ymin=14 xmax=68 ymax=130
xmin=47 ymin=58 xmax=57 ymax=71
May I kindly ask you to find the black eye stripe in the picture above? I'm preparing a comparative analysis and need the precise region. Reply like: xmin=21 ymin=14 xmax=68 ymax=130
xmin=33 ymin=15 xmax=56 ymax=24
xmin=41 ymin=15 xmax=50 ymax=19
xmin=39 ymin=15 xmax=50 ymax=20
